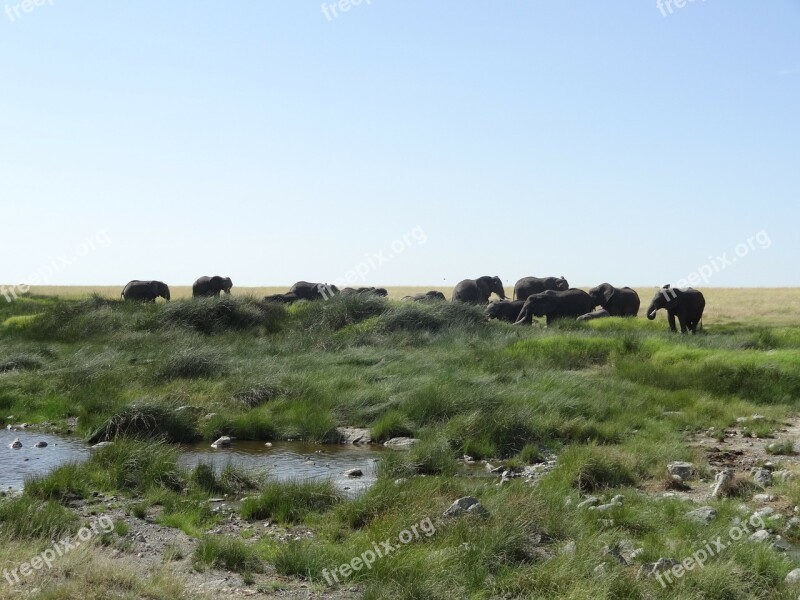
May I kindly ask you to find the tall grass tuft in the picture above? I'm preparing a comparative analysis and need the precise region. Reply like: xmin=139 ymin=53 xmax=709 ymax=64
xmin=87 ymin=402 xmax=200 ymax=444
xmin=193 ymin=535 xmax=264 ymax=573
xmin=156 ymin=348 xmax=228 ymax=380
xmin=159 ymin=296 xmax=285 ymax=334
xmin=240 ymin=480 xmax=341 ymax=523
xmin=0 ymin=496 xmax=78 ymax=540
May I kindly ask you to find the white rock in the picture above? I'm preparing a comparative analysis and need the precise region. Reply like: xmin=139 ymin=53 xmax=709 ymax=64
xmin=210 ymin=436 xmax=232 ymax=448
xmin=667 ymin=461 xmax=694 ymax=480
xmin=383 ymin=437 xmax=419 ymax=450
xmin=785 ymin=568 xmax=800 ymax=584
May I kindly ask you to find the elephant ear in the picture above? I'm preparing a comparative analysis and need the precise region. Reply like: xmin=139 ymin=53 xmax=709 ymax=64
xmin=603 ymin=286 xmax=616 ymax=304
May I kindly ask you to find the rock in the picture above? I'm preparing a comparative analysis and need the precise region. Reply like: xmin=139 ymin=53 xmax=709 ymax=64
xmin=610 ymin=495 xmax=624 ymax=505
xmin=34 ymin=441 xmax=47 ymax=448
xmin=589 ymin=495 xmax=623 ymax=512
xmin=774 ymin=470 xmax=795 ymax=483
xmin=772 ymin=537 xmax=792 ymax=553
xmin=667 ymin=461 xmax=695 ymax=481
xmin=444 ymin=496 xmax=489 ymax=518
xmin=90 ymin=441 xmax=114 ymax=450
xmin=9 ymin=438 xmax=22 ymax=449
xmin=336 ymin=427 xmax=372 ymax=445
xmin=687 ymin=507 xmax=717 ymax=524
xmin=755 ymin=507 xmax=776 ymax=518
xmin=593 ymin=563 xmax=609 ymax=576
xmin=638 ymin=558 xmax=679 ymax=580
xmin=754 ymin=494 xmax=777 ymax=503
xmin=752 ymin=468 xmax=773 ymax=488
xmin=785 ymin=568 xmax=800 ymax=584
xmin=561 ymin=541 xmax=576 ymax=555
xmin=211 ymin=436 xmax=232 ymax=449
xmin=344 ymin=468 xmax=363 ymax=478
xmin=264 ymin=442 xmax=272 ymax=447
xmin=710 ymin=469 xmax=734 ymax=498
xmin=603 ymin=540 xmax=642 ymax=565
xmin=749 ymin=529 xmax=771 ymax=543
xmin=384 ymin=437 xmax=419 ymax=450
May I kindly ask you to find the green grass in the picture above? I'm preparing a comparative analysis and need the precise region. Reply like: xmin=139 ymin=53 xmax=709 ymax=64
xmin=3 ymin=292 xmax=800 ymax=598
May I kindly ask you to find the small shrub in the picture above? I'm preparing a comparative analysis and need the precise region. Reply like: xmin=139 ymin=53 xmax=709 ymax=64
xmin=193 ymin=536 xmax=263 ymax=573
xmin=240 ymin=480 xmax=341 ymax=523
xmin=0 ymin=496 xmax=77 ymax=540
xmin=87 ymin=402 xmax=200 ymax=444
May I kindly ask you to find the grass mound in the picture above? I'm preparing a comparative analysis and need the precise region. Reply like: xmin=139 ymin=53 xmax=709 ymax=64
xmin=87 ymin=403 xmax=200 ymax=444
xmin=240 ymin=480 xmax=342 ymax=523
xmin=156 ymin=348 xmax=228 ymax=380
xmin=377 ymin=301 xmax=486 ymax=333
xmin=159 ymin=296 xmax=285 ymax=334
xmin=0 ymin=352 xmax=44 ymax=372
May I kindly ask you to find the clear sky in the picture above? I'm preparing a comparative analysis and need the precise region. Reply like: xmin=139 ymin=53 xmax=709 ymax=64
xmin=1 ymin=1 xmax=798 ymax=288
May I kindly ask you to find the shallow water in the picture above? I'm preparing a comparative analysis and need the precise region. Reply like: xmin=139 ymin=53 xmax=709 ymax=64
xmin=0 ymin=428 xmax=89 ymax=491
xmin=178 ymin=440 xmax=386 ymax=496
xmin=0 ymin=429 xmax=386 ymax=495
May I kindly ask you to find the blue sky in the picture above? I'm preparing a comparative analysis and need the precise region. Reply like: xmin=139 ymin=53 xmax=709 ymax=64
xmin=1 ymin=1 xmax=798 ymax=288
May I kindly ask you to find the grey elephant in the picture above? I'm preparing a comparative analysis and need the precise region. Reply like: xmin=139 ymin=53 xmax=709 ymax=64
xmin=588 ymin=283 xmax=640 ymax=317
xmin=452 ymin=276 xmax=506 ymax=304
xmin=121 ymin=280 xmax=170 ymax=302
xmin=485 ymin=299 xmax=525 ymax=323
xmin=263 ymin=292 xmax=299 ymax=304
xmin=646 ymin=285 xmax=705 ymax=333
xmin=513 ymin=276 xmax=569 ymax=300
xmin=577 ymin=308 xmax=611 ymax=322
xmin=514 ymin=288 xmax=594 ymax=326
xmin=289 ymin=281 xmax=339 ymax=300
xmin=192 ymin=275 xmax=233 ymax=298
xmin=402 ymin=291 xmax=447 ymax=302
xmin=339 ymin=287 xmax=388 ymax=297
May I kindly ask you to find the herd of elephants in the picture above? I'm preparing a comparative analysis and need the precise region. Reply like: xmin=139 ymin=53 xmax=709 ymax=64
xmin=120 ymin=274 xmax=707 ymax=334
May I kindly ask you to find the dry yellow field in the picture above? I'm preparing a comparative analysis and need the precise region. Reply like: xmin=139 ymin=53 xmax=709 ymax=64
xmin=11 ymin=285 xmax=800 ymax=326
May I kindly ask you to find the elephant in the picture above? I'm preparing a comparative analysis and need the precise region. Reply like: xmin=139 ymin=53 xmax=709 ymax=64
xmin=192 ymin=275 xmax=233 ymax=298
xmin=263 ymin=292 xmax=299 ymax=304
xmin=646 ymin=285 xmax=705 ymax=334
xmin=577 ymin=308 xmax=611 ymax=322
xmin=514 ymin=288 xmax=595 ymax=326
xmin=339 ymin=287 xmax=388 ymax=297
xmin=452 ymin=276 xmax=506 ymax=304
xmin=485 ymin=300 xmax=525 ymax=323
xmin=588 ymin=283 xmax=640 ymax=317
xmin=121 ymin=280 xmax=170 ymax=302
xmin=289 ymin=281 xmax=339 ymax=301
xmin=402 ymin=291 xmax=447 ymax=302
xmin=513 ymin=276 xmax=569 ymax=300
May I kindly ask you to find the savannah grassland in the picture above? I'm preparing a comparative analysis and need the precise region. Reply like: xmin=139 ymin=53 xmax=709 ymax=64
xmin=1 ymin=288 xmax=800 ymax=599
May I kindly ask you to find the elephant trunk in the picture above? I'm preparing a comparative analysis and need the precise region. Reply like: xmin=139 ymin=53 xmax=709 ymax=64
xmin=646 ymin=305 xmax=657 ymax=320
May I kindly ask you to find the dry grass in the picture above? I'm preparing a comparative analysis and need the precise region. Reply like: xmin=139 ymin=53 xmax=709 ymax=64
xmin=8 ymin=286 xmax=800 ymax=325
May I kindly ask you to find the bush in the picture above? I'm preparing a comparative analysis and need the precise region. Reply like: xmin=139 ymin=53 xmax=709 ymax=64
xmin=377 ymin=301 xmax=485 ymax=333
xmin=193 ymin=536 xmax=264 ymax=573
xmin=292 ymin=294 xmax=388 ymax=332
xmin=240 ymin=480 xmax=341 ymax=523
xmin=87 ymin=403 xmax=200 ymax=444
xmin=0 ymin=496 xmax=78 ymax=540
xmin=159 ymin=296 xmax=285 ymax=334
xmin=156 ymin=348 xmax=227 ymax=380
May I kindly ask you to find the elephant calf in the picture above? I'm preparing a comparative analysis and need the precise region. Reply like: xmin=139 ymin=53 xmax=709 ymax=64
xmin=646 ymin=285 xmax=705 ymax=334
xmin=289 ymin=281 xmax=339 ymax=301
xmin=577 ymin=309 xmax=611 ymax=322
xmin=485 ymin=300 xmax=525 ymax=323
xmin=514 ymin=289 xmax=595 ymax=326
xmin=339 ymin=287 xmax=388 ymax=297
xmin=263 ymin=292 xmax=299 ymax=304
xmin=121 ymin=280 xmax=170 ymax=302
xmin=193 ymin=275 xmax=233 ymax=298
xmin=402 ymin=291 xmax=446 ymax=302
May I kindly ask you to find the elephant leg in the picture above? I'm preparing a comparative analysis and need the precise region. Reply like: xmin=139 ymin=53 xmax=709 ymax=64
xmin=677 ymin=314 xmax=688 ymax=333
xmin=667 ymin=311 xmax=677 ymax=332
xmin=546 ymin=315 xmax=553 ymax=327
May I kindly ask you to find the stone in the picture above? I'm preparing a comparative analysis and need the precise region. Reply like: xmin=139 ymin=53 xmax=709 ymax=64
xmin=593 ymin=563 xmax=609 ymax=576
xmin=638 ymin=558 xmax=679 ymax=580
xmin=383 ymin=437 xmax=419 ymax=450
xmin=211 ymin=436 xmax=232 ymax=448
xmin=785 ymin=568 xmax=800 ymax=584
xmin=444 ymin=496 xmax=489 ymax=518
xmin=8 ymin=438 xmax=22 ymax=449
xmin=752 ymin=468 xmax=773 ymax=488
xmin=754 ymin=494 xmax=777 ymax=503
xmin=336 ymin=427 xmax=371 ymax=445
xmin=34 ymin=441 xmax=47 ymax=448
xmin=774 ymin=470 xmax=795 ymax=483
xmin=772 ymin=537 xmax=792 ymax=553
xmin=561 ymin=541 xmax=576 ymax=555
xmin=577 ymin=496 xmax=600 ymax=509
xmin=667 ymin=462 xmax=695 ymax=480
xmin=755 ymin=507 xmax=776 ymax=518
xmin=749 ymin=529 xmax=771 ymax=543
xmin=90 ymin=441 xmax=114 ymax=450
xmin=710 ymin=469 xmax=734 ymax=498
xmin=344 ymin=468 xmax=363 ymax=478
xmin=687 ymin=507 xmax=717 ymax=524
